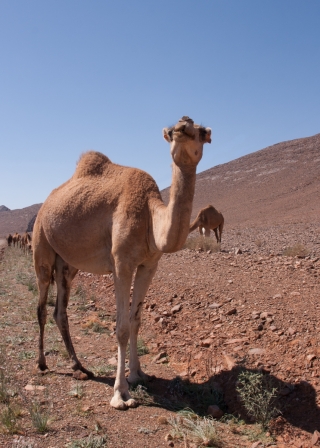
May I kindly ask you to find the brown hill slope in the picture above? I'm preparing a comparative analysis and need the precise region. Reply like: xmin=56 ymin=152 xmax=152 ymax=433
xmin=162 ymin=132 xmax=320 ymax=227
xmin=0 ymin=204 xmax=42 ymax=237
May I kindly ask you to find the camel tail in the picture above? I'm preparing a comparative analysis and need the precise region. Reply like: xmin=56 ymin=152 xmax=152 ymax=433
xmin=189 ymin=218 xmax=199 ymax=233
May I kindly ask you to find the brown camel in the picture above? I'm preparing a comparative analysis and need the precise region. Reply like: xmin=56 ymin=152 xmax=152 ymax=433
xmin=33 ymin=116 xmax=211 ymax=410
xmin=6 ymin=234 xmax=13 ymax=247
xmin=21 ymin=232 xmax=32 ymax=254
xmin=189 ymin=205 xmax=224 ymax=243
xmin=12 ymin=233 xmax=21 ymax=247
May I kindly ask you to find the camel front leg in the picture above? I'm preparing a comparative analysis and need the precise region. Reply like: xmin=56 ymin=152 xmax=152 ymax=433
xmin=110 ymin=262 xmax=138 ymax=410
xmin=128 ymin=262 xmax=158 ymax=385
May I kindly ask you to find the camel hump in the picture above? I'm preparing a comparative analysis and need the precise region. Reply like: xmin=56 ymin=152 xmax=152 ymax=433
xmin=74 ymin=151 xmax=111 ymax=178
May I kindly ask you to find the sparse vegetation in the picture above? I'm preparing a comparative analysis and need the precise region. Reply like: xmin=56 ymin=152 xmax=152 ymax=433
xmin=69 ymin=381 xmax=85 ymax=399
xmin=92 ymin=364 xmax=116 ymax=377
xmin=168 ymin=409 xmax=220 ymax=447
xmin=67 ymin=434 xmax=108 ymax=448
xmin=184 ymin=236 xmax=220 ymax=252
xmin=1 ymin=403 xmax=21 ymax=434
xmin=282 ymin=243 xmax=309 ymax=258
xmin=29 ymin=401 xmax=50 ymax=433
xmin=236 ymin=371 xmax=280 ymax=429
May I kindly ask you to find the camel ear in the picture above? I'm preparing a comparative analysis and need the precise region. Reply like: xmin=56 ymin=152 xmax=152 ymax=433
xmin=163 ymin=128 xmax=172 ymax=142
xmin=204 ymin=128 xmax=211 ymax=144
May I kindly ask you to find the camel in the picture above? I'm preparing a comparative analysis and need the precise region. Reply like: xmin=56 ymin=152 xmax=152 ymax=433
xmin=21 ymin=232 xmax=32 ymax=254
xmin=33 ymin=116 xmax=211 ymax=410
xmin=12 ymin=233 xmax=21 ymax=247
xmin=189 ymin=205 xmax=224 ymax=243
xmin=6 ymin=234 xmax=13 ymax=247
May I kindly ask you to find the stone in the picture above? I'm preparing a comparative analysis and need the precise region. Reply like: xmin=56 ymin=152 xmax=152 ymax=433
xmin=307 ymin=354 xmax=316 ymax=362
xmin=24 ymin=384 xmax=45 ymax=391
xmin=153 ymin=352 xmax=167 ymax=362
xmin=270 ymin=325 xmax=277 ymax=331
xmin=209 ymin=303 xmax=222 ymax=309
xmin=248 ymin=348 xmax=266 ymax=355
xmin=260 ymin=312 xmax=272 ymax=319
xmin=171 ymin=304 xmax=182 ymax=314
xmin=107 ymin=356 xmax=118 ymax=366
xmin=226 ymin=308 xmax=237 ymax=315
xmin=207 ymin=404 xmax=224 ymax=419
xmin=201 ymin=338 xmax=213 ymax=347
xmin=311 ymin=430 xmax=320 ymax=445
xmin=288 ymin=327 xmax=296 ymax=335
xmin=223 ymin=353 xmax=237 ymax=369
xmin=234 ymin=247 xmax=242 ymax=255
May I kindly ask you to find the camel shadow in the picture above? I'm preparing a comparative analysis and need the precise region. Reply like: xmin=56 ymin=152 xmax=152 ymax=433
xmin=92 ymin=366 xmax=320 ymax=433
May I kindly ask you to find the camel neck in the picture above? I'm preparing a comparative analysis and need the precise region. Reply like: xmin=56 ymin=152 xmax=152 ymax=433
xmin=151 ymin=163 xmax=197 ymax=253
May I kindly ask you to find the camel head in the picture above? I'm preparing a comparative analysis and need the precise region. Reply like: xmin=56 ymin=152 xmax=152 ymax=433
xmin=163 ymin=116 xmax=211 ymax=167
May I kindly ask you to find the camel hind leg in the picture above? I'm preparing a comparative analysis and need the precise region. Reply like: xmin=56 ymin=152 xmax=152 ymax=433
xmin=54 ymin=255 xmax=93 ymax=378
xmin=33 ymin=230 xmax=56 ymax=371
xmin=213 ymin=227 xmax=219 ymax=243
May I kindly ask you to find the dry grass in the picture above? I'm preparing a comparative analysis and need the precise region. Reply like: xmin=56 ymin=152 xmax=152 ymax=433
xmin=184 ymin=236 xmax=220 ymax=253
xmin=282 ymin=243 xmax=309 ymax=257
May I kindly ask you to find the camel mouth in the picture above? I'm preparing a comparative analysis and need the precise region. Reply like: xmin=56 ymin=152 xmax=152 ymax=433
xmin=174 ymin=117 xmax=195 ymax=138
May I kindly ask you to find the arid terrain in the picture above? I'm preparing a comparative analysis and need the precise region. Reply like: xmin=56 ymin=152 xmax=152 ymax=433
xmin=0 ymin=133 xmax=319 ymax=447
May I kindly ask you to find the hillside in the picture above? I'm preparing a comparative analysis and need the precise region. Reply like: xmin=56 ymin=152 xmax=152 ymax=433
xmin=0 ymin=203 xmax=42 ymax=237
xmin=162 ymin=132 xmax=320 ymax=227
xmin=1 ymin=132 xmax=319 ymax=238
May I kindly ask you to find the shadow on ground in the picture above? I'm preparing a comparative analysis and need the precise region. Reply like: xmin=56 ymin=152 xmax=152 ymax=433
xmin=89 ymin=366 xmax=320 ymax=435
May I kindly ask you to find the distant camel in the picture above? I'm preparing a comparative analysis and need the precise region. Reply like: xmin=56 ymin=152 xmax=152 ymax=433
xmin=6 ymin=234 xmax=13 ymax=247
xmin=189 ymin=205 xmax=224 ymax=243
xmin=12 ymin=233 xmax=21 ymax=247
xmin=21 ymin=232 xmax=32 ymax=254
xmin=33 ymin=116 xmax=211 ymax=410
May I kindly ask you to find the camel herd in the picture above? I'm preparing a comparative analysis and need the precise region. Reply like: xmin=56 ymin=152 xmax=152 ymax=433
xmin=6 ymin=117 xmax=225 ymax=411
xmin=6 ymin=231 xmax=32 ymax=254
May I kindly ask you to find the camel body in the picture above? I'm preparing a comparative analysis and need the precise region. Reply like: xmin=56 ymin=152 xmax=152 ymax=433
xmin=33 ymin=117 xmax=211 ymax=410
xmin=189 ymin=204 xmax=224 ymax=242
xmin=6 ymin=234 xmax=13 ymax=247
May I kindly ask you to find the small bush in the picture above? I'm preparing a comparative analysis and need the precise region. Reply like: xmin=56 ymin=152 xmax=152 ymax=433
xmin=30 ymin=401 xmax=50 ymax=433
xmin=282 ymin=243 xmax=308 ymax=258
xmin=67 ymin=434 xmax=108 ymax=448
xmin=184 ymin=236 xmax=220 ymax=253
xmin=1 ymin=404 xmax=21 ymax=434
xmin=69 ymin=382 xmax=84 ymax=399
xmin=168 ymin=409 xmax=220 ymax=447
xmin=92 ymin=364 xmax=116 ymax=377
xmin=236 ymin=371 xmax=280 ymax=429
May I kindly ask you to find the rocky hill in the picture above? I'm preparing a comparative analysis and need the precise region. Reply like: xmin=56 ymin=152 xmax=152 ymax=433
xmin=0 ymin=204 xmax=42 ymax=237
xmin=1 ymin=132 xmax=319 ymax=238
xmin=162 ymin=132 xmax=320 ymax=227
xmin=0 ymin=205 xmax=10 ymax=212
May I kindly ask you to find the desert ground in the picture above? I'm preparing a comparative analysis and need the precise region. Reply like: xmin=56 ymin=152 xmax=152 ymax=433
xmin=0 ymin=221 xmax=319 ymax=448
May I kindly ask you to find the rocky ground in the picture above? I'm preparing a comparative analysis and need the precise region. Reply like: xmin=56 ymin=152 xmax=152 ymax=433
xmin=0 ymin=224 xmax=319 ymax=447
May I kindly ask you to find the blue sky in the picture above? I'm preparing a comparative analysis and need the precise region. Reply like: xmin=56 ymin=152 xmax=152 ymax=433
xmin=1 ymin=0 xmax=320 ymax=209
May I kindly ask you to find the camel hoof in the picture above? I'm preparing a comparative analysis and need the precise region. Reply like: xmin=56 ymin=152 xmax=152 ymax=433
xmin=125 ymin=398 xmax=138 ymax=408
xmin=72 ymin=364 xmax=94 ymax=379
xmin=38 ymin=362 xmax=49 ymax=372
xmin=110 ymin=397 xmax=128 ymax=410
xmin=73 ymin=370 xmax=89 ymax=381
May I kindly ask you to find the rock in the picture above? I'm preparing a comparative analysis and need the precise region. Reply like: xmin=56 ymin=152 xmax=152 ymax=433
xmin=260 ymin=312 xmax=272 ymax=319
xmin=171 ymin=304 xmax=182 ymax=314
xmin=153 ymin=352 xmax=167 ymax=362
xmin=24 ymin=384 xmax=45 ymax=391
xmin=201 ymin=338 xmax=213 ymax=347
xmin=248 ymin=348 xmax=266 ymax=355
xmin=307 ymin=354 xmax=316 ymax=362
xmin=158 ymin=416 xmax=168 ymax=425
xmin=288 ymin=327 xmax=296 ymax=335
xmin=270 ymin=325 xmax=278 ymax=331
xmin=107 ymin=356 xmax=118 ymax=366
xmin=311 ymin=430 xmax=320 ymax=445
xmin=165 ymin=433 xmax=173 ymax=441
xmin=207 ymin=404 xmax=224 ymax=419
xmin=223 ymin=353 xmax=237 ymax=369
xmin=290 ymin=291 xmax=301 ymax=297
xmin=235 ymin=248 xmax=242 ymax=255
xmin=273 ymin=294 xmax=282 ymax=299
xmin=226 ymin=308 xmax=237 ymax=315
xmin=209 ymin=303 xmax=222 ymax=309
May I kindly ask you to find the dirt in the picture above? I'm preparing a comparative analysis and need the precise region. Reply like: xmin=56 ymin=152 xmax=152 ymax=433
xmin=0 ymin=222 xmax=319 ymax=448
